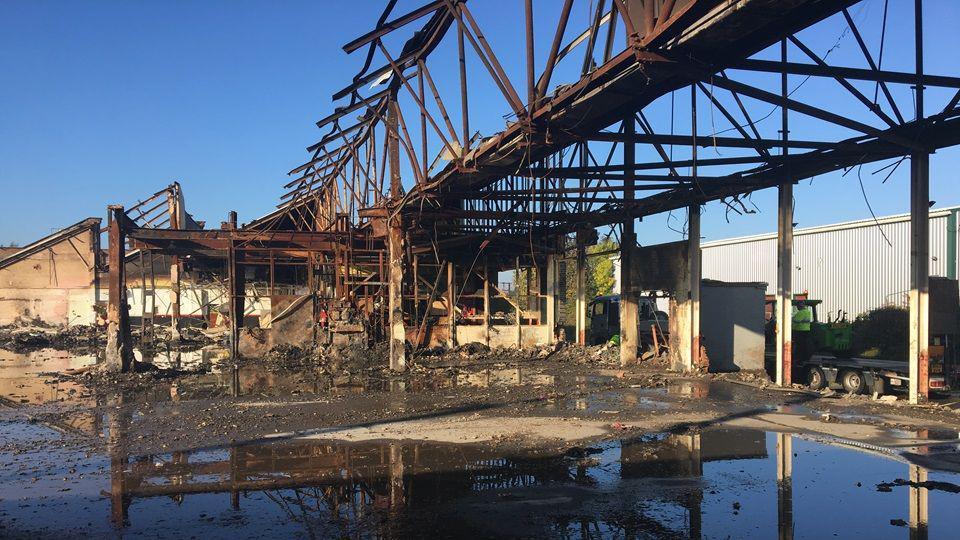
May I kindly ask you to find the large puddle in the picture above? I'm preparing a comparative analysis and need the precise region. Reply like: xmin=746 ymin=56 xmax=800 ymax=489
xmin=1 ymin=421 xmax=957 ymax=538
xmin=2 ymin=349 xmax=960 ymax=537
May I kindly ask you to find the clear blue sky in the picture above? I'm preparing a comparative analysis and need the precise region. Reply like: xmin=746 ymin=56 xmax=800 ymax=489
xmin=1 ymin=0 xmax=958 ymax=246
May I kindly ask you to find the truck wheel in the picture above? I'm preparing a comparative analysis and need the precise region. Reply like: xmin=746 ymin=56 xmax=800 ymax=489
xmin=841 ymin=370 xmax=866 ymax=394
xmin=807 ymin=367 xmax=826 ymax=390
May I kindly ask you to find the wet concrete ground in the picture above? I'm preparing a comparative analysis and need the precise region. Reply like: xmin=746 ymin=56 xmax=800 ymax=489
xmin=2 ymin=346 xmax=960 ymax=538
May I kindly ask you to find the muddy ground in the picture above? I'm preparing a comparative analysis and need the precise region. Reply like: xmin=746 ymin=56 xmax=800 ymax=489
xmin=2 ymin=337 xmax=960 ymax=537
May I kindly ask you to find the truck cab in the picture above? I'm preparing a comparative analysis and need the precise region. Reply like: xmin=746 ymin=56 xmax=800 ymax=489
xmin=587 ymin=295 xmax=668 ymax=351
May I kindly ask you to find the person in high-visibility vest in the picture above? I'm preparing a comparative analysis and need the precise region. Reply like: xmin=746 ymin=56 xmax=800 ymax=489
xmin=792 ymin=303 xmax=813 ymax=363
xmin=792 ymin=304 xmax=813 ymax=332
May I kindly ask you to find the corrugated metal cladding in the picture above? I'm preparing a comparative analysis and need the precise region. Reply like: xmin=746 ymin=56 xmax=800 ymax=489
xmin=701 ymin=208 xmax=959 ymax=319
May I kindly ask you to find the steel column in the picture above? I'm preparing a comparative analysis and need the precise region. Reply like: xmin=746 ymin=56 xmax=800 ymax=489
xmin=545 ymin=254 xmax=556 ymax=344
xmin=909 ymin=152 xmax=930 ymax=403
xmin=575 ymin=239 xmax=587 ymax=345
xmin=106 ymin=205 xmax=133 ymax=372
xmin=777 ymin=38 xmax=793 ymax=387
xmin=910 ymin=0 xmax=929 ymax=404
xmin=687 ymin=204 xmax=701 ymax=372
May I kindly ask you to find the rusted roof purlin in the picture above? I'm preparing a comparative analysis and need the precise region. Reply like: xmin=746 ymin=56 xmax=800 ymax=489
xmin=281 ymin=3 xmax=454 ymax=208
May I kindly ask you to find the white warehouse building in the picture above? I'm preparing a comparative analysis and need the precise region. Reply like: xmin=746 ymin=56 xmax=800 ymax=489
xmin=700 ymin=206 xmax=960 ymax=319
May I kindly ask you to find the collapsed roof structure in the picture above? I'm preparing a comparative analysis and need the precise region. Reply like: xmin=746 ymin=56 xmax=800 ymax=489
xmin=107 ymin=0 xmax=960 ymax=404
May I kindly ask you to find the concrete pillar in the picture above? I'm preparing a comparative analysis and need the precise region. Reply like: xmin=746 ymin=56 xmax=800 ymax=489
xmin=909 ymin=153 xmax=930 ymax=404
xmin=515 ymin=257 xmax=522 ymax=347
xmin=447 ymin=261 xmax=456 ymax=348
xmin=545 ymin=254 xmax=556 ymax=344
xmin=387 ymin=97 xmax=407 ymax=371
xmin=909 ymin=2 xmax=929 ymax=404
xmin=620 ymin=115 xmax=638 ymax=366
xmin=575 ymin=239 xmax=587 ymax=345
xmin=909 ymin=465 xmax=929 ymax=540
xmin=170 ymin=257 xmax=181 ymax=341
xmin=388 ymin=220 xmax=406 ymax=370
xmin=687 ymin=205 xmax=702 ymax=371
xmin=105 ymin=205 xmax=133 ymax=373
xmin=776 ymin=182 xmax=794 ymax=386
xmin=777 ymin=433 xmax=794 ymax=540
xmin=777 ymin=39 xmax=793 ymax=386
xmin=168 ymin=191 xmax=182 ymax=341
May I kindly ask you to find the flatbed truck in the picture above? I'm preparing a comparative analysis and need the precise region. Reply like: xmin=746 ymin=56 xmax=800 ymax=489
xmin=804 ymin=354 xmax=949 ymax=395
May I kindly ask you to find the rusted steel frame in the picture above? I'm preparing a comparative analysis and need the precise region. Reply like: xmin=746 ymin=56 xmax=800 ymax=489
xmin=549 ymin=11 xmax=613 ymax=75
xmin=316 ymin=86 xmax=392 ymax=129
xmin=351 ymin=144 xmax=379 ymax=208
xmin=394 ymin=104 xmax=425 ymax=184
xmin=144 ymin=214 xmax=170 ymax=228
xmin=445 ymin=1 xmax=526 ymax=117
xmin=582 ymin=131 xmax=625 ymax=209
xmin=461 ymin=191 xmax=687 ymax=203
xmin=372 ymin=103 xmax=424 ymax=185
xmin=694 ymin=81 xmax=770 ymax=158
xmin=707 ymin=74 xmax=929 ymax=153
xmin=635 ymin=111 xmax=683 ymax=178
xmin=285 ymin=157 xmax=342 ymax=190
xmin=285 ymin=123 xmax=378 ymax=202
xmin=642 ymin=0 xmax=656 ymax=36
xmin=436 ymin=115 xmax=960 ymax=229
xmin=454 ymin=184 xmax=687 ymax=197
xmin=452 ymin=22 xmax=469 ymax=156
xmin=414 ymin=65 xmax=429 ymax=178
xmin=581 ymin=0 xmax=607 ymax=75
xmin=520 ymin=153 xmax=774 ymax=175
xmin=333 ymin=162 xmax=364 ymax=213
xmin=387 ymin=98 xmax=403 ymax=200
xmin=535 ymin=0 xmax=574 ymax=103
xmin=377 ymin=116 xmax=390 ymax=198
xmin=414 ymin=62 xmax=463 ymax=158
xmin=945 ymin=89 xmax=960 ymax=115
xmin=712 ymin=72 xmax=769 ymax=155
xmin=124 ymin=185 xmax=173 ymax=215
xmin=602 ymin=2 xmax=618 ymax=63
xmin=306 ymin=116 xmax=370 ymax=154
xmin=287 ymin=156 xmax=343 ymax=184
xmin=336 ymin=131 xmax=376 ymax=204
xmin=589 ymin=130 xmax=829 ymax=150
xmin=343 ymin=0 xmax=443 ymax=53
xmin=612 ymin=0 xmax=637 ymax=38
xmin=127 ymin=198 xmax=168 ymax=224
xmin=332 ymin=48 xmax=428 ymax=102
xmin=841 ymin=8 xmax=905 ymax=125
xmin=524 ymin=0 xmax=535 ymax=114
xmin=733 ymin=58 xmax=960 ymax=90
xmin=644 ymin=0 xmax=713 ymax=48
xmin=412 ymin=262 xmax=445 ymax=351
xmin=378 ymin=44 xmax=460 ymax=161
xmin=787 ymin=36 xmax=898 ymax=128
xmin=657 ymin=0 xmax=678 ymax=27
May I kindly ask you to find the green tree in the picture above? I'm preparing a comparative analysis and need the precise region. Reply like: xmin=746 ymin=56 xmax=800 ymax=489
xmin=586 ymin=238 xmax=618 ymax=299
